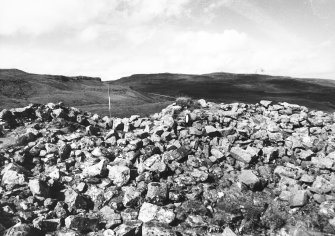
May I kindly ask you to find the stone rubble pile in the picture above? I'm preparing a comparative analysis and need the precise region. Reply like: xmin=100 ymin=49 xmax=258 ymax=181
xmin=1 ymin=99 xmax=335 ymax=235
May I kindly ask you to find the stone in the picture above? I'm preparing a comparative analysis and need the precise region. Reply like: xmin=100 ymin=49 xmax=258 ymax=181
xmin=52 ymin=108 xmax=67 ymax=119
xmin=138 ymin=202 xmax=159 ymax=222
xmin=190 ymin=169 xmax=209 ymax=182
xmin=319 ymin=201 xmax=335 ymax=218
xmin=85 ymin=185 xmax=105 ymax=209
xmin=29 ymin=179 xmax=50 ymax=197
xmin=198 ymin=99 xmax=207 ymax=108
xmin=103 ymin=229 xmax=116 ymax=236
xmin=108 ymin=165 xmax=130 ymax=187
xmin=65 ymin=215 xmax=99 ymax=232
xmin=239 ymin=170 xmax=260 ymax=189
xmin=15 ymin=132 xmax=36 ymax=146
xmin=33 ymin=217 xmax=61 ymax=232
xmin=313 ymin=194 xmax=326 ymax=204
xmin=230 ymin=146 xmax=255 ymax=163
xmin=222 ymin=227 xmax=237 ymax=236
xmin=142 ymin=221 xmax=175 ymax=236
xmin=3 ymin=223 xmax=43 ymax=236
xmin=289 ymin=190 xmax=308 ymax=207
xmin=185 ymin=214 xmax=207 ymax=227
xmin=54 ymin=202 xmax=68 ymax=219
xmin=210 ymin=148 xmax=224 ymax=159
xmin=310 ymin=176 xmax=332 ymax=194
xmin=311 ymin=156 xmax=333 ymax=169
xmin=274 ymin=166 xmax=296 ymax=179
xmin=64 ymin=189 xmax=88 ymax=212
xmin=121 ymin=208 xmax=139 ymax=221
xmin=4 ymin=99 xmax=335 ymax=235
xmin=123 ymin=186 xmax=142 ymax=208
xmin=59 ymin=143 xmax=71 ymax=160
xmin=83 ymin=159 xmax=108 ymax=177
xmin=45 ymin=143 xmax=58 ymax=154
xmin=300 ymin=174 xmax=314 ymax=183
xmin=143 ymin=154 xmax=167 ymax=173
xmin=1 ymin=163 xmax=28 ymax=187
xmin=146 ymin=182 xmax=168 ymax=205
xmin=0 ymin=109 xmax=14 ymax=122
xmin=262 ymin=146 xmax=278 ymax=163
xmin=156 ymin=207 xmax=175 ymax=224
xmin=113 ymin=220 xmax=142 ymax=236
xmin=100 ymin=206 xmax=122 ymax=229
xmin=298 ymin=149 xmax=314 ymax=160
xmin=260 ymin=100 xmax=272 ymax=108
xmin=86 ymin=125 xmax=100 ymax=136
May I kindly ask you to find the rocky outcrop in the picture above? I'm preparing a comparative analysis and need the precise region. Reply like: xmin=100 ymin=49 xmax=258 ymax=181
xmin=1 ymin=99 xmax=335 ymax=235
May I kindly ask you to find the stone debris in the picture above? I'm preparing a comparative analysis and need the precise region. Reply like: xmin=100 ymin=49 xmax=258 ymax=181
xmin=0 ymin=100 xmax=335 ymax=235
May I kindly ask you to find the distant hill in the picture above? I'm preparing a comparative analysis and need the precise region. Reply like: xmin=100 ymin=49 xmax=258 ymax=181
xmin=112 ymin=72 xmax=335 ymax=112
xmin=0 ymin=69 xmax=170 ymax=117
xmin=1 ymin=69 xmax=335 ymax=117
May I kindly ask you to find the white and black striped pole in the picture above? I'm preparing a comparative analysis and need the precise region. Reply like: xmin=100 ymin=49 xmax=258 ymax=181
xmin=108 ymin=84 xmax=111 ymax=118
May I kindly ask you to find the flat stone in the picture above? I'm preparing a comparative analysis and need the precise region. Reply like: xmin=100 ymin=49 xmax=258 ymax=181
xmin=83 ymin=159 xmax=108 ymax=177
xmin=211 ymin=148 xmax=224 ymax=159
xmin=230 ymin=146 xmax=255 ymax=163
xmin=239 ymin=170 xmax=260 ymax=189
xmin=260 ymin=100 xmax=272 ymax=108
xmin=300 ymin=174 xmax=314 ymax=183
xmin=289 ymin=190 xmax=308 ymax=207
xmin=65 ymin=215 xmax=99 ymax=232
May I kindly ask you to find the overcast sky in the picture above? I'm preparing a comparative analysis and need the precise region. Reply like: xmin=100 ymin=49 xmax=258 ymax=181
xmin=0 ymin=0 xmax=334 ymax=80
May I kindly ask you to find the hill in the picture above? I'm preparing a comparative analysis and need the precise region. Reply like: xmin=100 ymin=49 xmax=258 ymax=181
xmin=0 ymin=69 xmax=170 ymax=117
xmin=113 ymin=72 xmax=335 ymax=112
xmin=2 ymin=69 xmax=335 ymax=117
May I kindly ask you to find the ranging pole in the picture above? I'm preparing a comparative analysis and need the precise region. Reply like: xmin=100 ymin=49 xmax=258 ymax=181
xmin=108 ymin=84 xmax=111 ymax=118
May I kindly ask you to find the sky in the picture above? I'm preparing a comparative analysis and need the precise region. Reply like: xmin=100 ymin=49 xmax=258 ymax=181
xmin=0 ymin=0 xmax=335 ymax=80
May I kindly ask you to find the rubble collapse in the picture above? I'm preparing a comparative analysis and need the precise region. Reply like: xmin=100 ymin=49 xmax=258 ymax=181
xmin=1 ymin=99 xmax=335 ymax=236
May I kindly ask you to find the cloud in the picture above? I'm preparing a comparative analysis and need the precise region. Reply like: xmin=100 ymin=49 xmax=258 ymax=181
xmin=0 ymin=0 xmax=334 ymax=80
xmin=0 ymin=0 xmax=112 ymax=35
xmin=0 ymin=0 xmax=191 ymax=36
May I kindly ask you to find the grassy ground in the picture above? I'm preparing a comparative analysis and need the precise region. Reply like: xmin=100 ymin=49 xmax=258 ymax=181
xmin=113 ymin=72 xmax=335 ymax=112
xmin=2 ymin=69 xmax=335 ymax=117
xmin=0 ymin=69 xmax=171 ymax=117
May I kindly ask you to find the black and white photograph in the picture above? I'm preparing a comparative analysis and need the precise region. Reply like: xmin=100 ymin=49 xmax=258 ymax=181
xmin=1 ymin=0 xmax=335 ymax=235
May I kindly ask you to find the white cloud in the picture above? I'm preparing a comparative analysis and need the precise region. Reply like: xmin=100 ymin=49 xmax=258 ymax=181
xmin=0 ymin=0 xmax=334 ymax=80
xmin=0 ymin=0 xmax=113 ymax=35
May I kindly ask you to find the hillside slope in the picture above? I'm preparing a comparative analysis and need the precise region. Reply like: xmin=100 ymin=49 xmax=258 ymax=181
xmin=2 ymin=69 xmax=335 ymax=116
xmin=0 ymin=69 xmax=170 ymax=117
xmin=113 ymin=72 xmax=335 ymax=112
